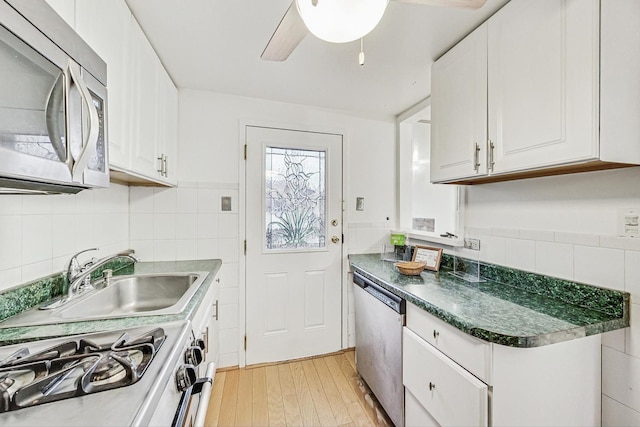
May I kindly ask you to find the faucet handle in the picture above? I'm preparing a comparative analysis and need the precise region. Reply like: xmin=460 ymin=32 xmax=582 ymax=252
xmin=66 ymin=248 xmax=99 ymax=282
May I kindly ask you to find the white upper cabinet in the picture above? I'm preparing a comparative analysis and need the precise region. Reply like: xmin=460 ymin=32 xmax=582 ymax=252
xmin=75 ymin=0 xmax=132 ymax=170
xmin=44 ymin=0 xmax=75 ymax=28
xmin=488 ymin=0 xmax=598 ymax=174
xmin=48 ymin=0 xmax=179 ymax=186
xmin=431 ymin=0 xmax=640 ymax=184
xmin=431 ymin=24 xmax=488 ymax=183
xmin=129 ymin=17 xmax=161 ymax=180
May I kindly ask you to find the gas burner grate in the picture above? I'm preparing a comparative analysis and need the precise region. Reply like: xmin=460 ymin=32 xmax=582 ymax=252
xmin=0 ymin=328 xmax=166 ymax=413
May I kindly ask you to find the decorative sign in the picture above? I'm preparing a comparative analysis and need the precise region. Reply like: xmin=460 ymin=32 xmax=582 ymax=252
xmin=412 ymin=245 xmax=443 ymax=271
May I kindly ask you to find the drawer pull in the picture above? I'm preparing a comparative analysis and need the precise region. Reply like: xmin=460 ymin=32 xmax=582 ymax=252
xmin=429 ymin=382 xmax=436 ymax=391
xmin=433 ymin=330 xmax=439 ymax=339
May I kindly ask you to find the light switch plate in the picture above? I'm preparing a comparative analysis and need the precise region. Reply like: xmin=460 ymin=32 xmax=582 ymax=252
xmin=221 ymin=196 xmax=232 ymax=212
xmin=356 ymin=197 xmax=364 ymax=211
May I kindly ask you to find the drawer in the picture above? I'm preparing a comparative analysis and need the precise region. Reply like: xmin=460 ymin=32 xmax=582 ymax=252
xmin=403 ymin=328 xmax=489 ymax=427
xmin=406 ymin=301 xmax=492 ymax=383
xmin=405 ymin=389 xmax=439 ymax=427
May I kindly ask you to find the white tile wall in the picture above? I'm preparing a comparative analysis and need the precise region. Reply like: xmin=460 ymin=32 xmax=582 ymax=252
xmin=0 ymin=183 xmax=130 ymax=292
xmin=128 ymin=183 xmax=241 ymax=368
xmin=574 ymin=246 xmax=625 ymax=291
xmin=603 ymin=396 xmax=640 ymax=427
xmin=534 ymin=241 xmax=574 ymax=281
xmin=602 ymin=346 xmax=640 ymax=413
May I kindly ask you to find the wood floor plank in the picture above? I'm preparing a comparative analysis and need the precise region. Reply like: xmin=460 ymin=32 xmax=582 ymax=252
xmin=236 ymin=368 xmax=253 ymax=426
xmin=290 ymin=361 xmax=321 ymax=427
xmin=333 ymin=353 xmax=379 ymax=426
xmin=313 ymin=357 xmax=353 ymax=425
xmin=346 ymin=401 xmax=374 ymax=427
xmin=301 ymin=359 xmax=338 ymax=427
xmin=344 ymin=349 xmax=357 ymax=371
xmin=205 ymin=371 xmax=226 ymax=427
xmin=219 ymin=369 xmax=240 ymax=427
xmin=266 ymin=365 xmax=287 ymax=426
xmin=252 ymin=367 xmax=270 ymax=426
xmin=324 ymin=355 xmax=359 ymax=405
xmin=277 ymin=363 xmax=304 ymax=426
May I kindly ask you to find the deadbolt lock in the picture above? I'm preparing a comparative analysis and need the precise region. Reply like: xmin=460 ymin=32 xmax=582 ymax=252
xmin=331 ymin=236 xmax=340 ymax=244
xmin=331 ymin=219 xmax=339 ymax=226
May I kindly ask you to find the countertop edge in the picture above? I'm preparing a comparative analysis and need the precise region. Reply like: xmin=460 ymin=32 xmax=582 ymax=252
xmin=350 ymin=263 xmax=628 ymax=348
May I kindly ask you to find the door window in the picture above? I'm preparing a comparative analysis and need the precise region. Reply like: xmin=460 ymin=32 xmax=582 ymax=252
xmin=264 ymin=146 xmax=326 ymax=251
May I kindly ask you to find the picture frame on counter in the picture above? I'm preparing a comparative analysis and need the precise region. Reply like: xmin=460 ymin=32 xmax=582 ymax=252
xmin=412 ymin=245 xmax=443 ymax=271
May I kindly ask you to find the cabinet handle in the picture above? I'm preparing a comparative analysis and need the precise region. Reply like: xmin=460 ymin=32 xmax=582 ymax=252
xmin=433 ymin=330 xmax=439 ymax=340
xmin=157 ymin=155 xmax=164 ymax=175
xmin=214 ymin=299 xmax=219 ymax=321
xmin=489 ymin=140 xmax=495 ymax=173
xmin=429 ymin=382 xmax=436 ymax=391
xmin=473 ymin=142 xmax=480 ymax=172
xmin=163 ymin=155 xmax=168 ymax=177
xmin=216 ymin=278 xmax=220 ymax=283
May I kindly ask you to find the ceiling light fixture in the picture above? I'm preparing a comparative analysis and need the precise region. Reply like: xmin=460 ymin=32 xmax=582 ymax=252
xmin=295 ymin=0 xmax=389 ymax=43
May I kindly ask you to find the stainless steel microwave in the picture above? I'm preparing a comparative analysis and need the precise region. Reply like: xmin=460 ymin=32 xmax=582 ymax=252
xmin=0 ymin=0 xmax=109 ymax=194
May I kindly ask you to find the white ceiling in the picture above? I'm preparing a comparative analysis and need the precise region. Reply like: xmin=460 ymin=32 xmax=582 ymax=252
xmin=126 ymin=0 xmax=508 ymax=119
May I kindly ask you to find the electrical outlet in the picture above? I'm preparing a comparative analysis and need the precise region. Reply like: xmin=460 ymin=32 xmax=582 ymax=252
xmin=464 ymin=238 xmax=481 ymax=251
xmin=618 ymin=208 xmax=640 ymax=237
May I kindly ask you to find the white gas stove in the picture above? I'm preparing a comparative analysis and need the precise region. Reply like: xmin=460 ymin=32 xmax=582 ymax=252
xmin=0 ymin=321 xmax=214 ymax=426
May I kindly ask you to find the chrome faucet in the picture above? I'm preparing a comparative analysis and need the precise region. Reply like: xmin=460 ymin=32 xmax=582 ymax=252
xmin=66 ymin=249 xmax=139 ymax=299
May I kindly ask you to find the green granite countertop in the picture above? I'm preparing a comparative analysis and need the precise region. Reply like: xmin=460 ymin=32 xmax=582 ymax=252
xmin=349 ymin=253 xmax=629 ymax=348
xmin=0 ymin=259 xmax=222 ymax=345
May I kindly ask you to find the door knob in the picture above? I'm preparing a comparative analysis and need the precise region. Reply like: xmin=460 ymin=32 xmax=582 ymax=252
xmin=331 ymin=236 xmax=340 ymax=244
xmin=331 ymin=219 xmax=339 ymax=226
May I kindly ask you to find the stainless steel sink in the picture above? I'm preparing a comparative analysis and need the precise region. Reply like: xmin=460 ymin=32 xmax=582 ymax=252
xmin=0 ymin=271 xmax=209 ymax=327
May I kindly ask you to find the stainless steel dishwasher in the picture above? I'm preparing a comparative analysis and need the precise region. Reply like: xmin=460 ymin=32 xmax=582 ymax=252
xmin=353 ymin=270 xmax=405 ymax=427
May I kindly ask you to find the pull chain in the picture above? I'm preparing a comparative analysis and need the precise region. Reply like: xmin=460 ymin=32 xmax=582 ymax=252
xmin=359 ymin=38 xmax=365 ymax=66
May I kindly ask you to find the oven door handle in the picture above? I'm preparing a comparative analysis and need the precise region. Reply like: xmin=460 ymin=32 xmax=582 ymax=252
xmin=171 ymin=362 xmax=215 ymax=427
xmin=193 ymin=362 xmax=216 ymax=427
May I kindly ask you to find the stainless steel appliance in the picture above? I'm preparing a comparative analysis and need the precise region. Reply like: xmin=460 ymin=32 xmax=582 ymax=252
xmin=0 ymin=321 xmax=215 ymax=426
xmin=353 ymin=271 xmax=405 ymax=427
xmin=0 ymin=0 xmax=109 ymax=194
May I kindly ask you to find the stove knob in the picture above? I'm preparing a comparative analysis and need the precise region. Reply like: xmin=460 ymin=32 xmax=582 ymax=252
xmin=176 ymin=364 xmax=197 ymax=392
xmin=194 ymin=338 xmax=206 ymax=351
xmin=185 ymin=345 xmax=204 ymax=366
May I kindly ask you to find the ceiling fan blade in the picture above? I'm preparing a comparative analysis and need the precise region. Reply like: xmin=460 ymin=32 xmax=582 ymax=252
xmin=393 ymin=0 xmax=487 ymax=9
xmin=261 ymin=1 xmax=308 ymax=61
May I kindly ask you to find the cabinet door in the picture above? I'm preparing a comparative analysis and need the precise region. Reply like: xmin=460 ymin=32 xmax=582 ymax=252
xmin=156 ymin=67 xmax=178 ymax=185
xmin=129 ymin=18 xmax=161 ymax=179
xmin=403 ymin=328 xmax=488 ymax=427
xmin=431 ymin=23 xmax=488 ymax=183
xmin=75 ymin=0 xmax=132 ymax=170
xmin=488 ymin=0 xmax=599 ymax=174
xmin=45 ymin=0 xmax=75 ymax=28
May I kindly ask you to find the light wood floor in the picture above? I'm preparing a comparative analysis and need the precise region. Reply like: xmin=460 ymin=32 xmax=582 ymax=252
xmin=204 ymin=350 xmax=392 ymax=427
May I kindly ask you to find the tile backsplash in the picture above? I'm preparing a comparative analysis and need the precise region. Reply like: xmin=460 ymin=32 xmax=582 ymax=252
xmin=0 ymin=183 xmax=129 ymax=293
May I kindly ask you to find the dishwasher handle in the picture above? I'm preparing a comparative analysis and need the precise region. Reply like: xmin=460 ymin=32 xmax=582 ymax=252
xmin=353 ymin=271 xmax=405 ymax=314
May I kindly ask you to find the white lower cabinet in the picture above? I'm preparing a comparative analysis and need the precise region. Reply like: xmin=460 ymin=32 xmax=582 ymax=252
xmin=403 ymin=301 xmax=602 ymax=426
xmin=191 ymin=275 xmax=220 ymax=370
xmin=403 ymin=328 xmax=488 ymax=427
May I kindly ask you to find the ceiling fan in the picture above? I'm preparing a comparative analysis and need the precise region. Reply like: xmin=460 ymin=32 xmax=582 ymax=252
xmin=261 ymin=0 xmax=487 ymax=61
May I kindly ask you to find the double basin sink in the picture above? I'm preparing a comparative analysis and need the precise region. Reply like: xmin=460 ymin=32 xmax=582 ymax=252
xmin=0 ymin=271 xmax=209 ymax=328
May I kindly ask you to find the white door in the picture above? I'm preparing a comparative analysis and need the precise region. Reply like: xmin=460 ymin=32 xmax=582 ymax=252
xmin=245 ymin=126 xmax=343 ymax=366
xmin=430 ymin=23 xmax=488 ymax=183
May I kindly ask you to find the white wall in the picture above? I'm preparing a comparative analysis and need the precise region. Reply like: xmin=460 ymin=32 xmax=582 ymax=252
xmin=464 ymin=167 xmax=640 ymax=425
xmin=0 ymin=183 xmax=130 ymax=293
xmin=128 ymin=89 xmax=397 ymax=367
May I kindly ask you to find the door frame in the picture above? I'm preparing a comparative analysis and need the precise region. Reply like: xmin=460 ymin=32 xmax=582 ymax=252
xmin=238 ymin=119 xmax=350 ymax=368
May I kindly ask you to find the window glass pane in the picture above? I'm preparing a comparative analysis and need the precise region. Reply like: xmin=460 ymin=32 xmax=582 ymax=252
xmin=265 ymin=146 xmax=326 ymax=250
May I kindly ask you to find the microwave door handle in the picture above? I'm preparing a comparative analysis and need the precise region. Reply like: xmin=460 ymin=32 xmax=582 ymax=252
xmin=45 ymin=72 xmax=67 ymax=162
xmin=67 ymin=62 xmax=98 ymax=182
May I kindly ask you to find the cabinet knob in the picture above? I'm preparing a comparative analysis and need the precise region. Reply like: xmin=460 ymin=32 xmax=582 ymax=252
xmin=433 ymin=330 xmax=439 ymax=339
xmin=429 ymin=382 xmax=436 ymax=391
